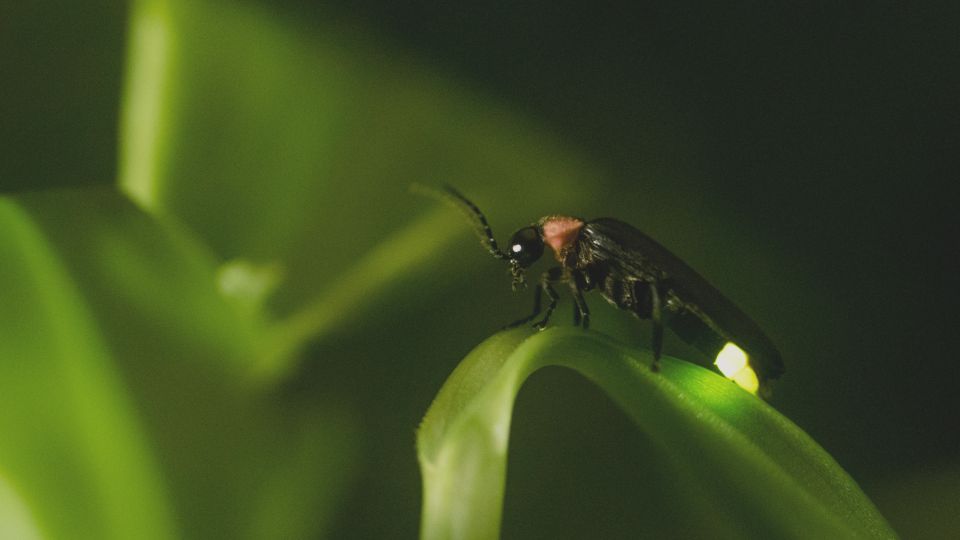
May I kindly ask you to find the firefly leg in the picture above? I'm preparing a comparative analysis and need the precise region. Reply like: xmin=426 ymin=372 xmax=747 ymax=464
xmin=569 ymin=280 xmax=590 ymax=330
xmin=532 ymin=268 xmax=563 ymax=330
xmin=649 ymin=282 xmax=663 ymax=372
xmin=506 ymin=267 xmax=563 ymax=329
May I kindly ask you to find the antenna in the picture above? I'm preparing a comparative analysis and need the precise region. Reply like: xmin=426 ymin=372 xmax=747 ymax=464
xmin=411 ymin=183 xmax=509 ymax=260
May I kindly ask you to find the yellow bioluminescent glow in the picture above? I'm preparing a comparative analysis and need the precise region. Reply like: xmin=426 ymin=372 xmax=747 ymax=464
xmin=715 ymin=342 xmax=748 ymax=377
xmin=732 ymin=366 xmax=760 ymax=395
xmin=714 ymin=342 xmax=759 ymax=395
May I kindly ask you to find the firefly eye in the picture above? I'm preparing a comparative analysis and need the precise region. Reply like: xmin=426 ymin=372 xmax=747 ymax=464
xmin=508 ymin=226 xmax=544 ymax=267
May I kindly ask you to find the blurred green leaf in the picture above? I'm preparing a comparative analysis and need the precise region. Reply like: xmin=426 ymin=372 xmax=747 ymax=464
xmin=418 ymin=328 xmax=896 ymax=539
xmin=121 ymin=0 xmax=593 ymax=290
xmin=119 ymin=0 xmax=599 ymax=379
xmin=1 ymin=187 xmax=356 ymax=539
xmin=0 ymin=0 xmax=913 ymax=537
xmin=0 ymin=194 xmax=177 ymax=540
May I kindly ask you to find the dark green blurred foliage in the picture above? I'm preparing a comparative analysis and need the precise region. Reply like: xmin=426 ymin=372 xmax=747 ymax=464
xmin=0 ymin=2 xmax=128 ymax=191
xmin=1 ymin=0 xmax=957 ymax=538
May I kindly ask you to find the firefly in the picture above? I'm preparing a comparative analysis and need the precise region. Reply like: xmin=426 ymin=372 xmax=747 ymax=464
xmin=422 ymin=185 xmax=785 ymax=398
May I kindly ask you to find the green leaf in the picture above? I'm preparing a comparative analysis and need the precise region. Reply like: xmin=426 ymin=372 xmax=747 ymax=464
xmin=1 ymin=187 xmax=356 ymax=539
xmin=0 ymin=194 xmax=177 ymax=540
xmin=120 ymin=0 xmax=592 ymax=265
xmin=418 ymin=328 xmax=896 ymax=539
xmin=119 ymin=0 xmax=600 ymax=380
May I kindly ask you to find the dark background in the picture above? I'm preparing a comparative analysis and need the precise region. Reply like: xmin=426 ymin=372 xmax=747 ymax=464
xmin=4 ymin=1 xmax=957 ymax=538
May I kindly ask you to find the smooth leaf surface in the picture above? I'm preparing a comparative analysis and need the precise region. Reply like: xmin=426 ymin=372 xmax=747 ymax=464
xmin=2 ymin=187 xmax=356 ymax=539
xmin=418 ymin=328 xmax=896 ymax=540
xmin=0 ymin=195 xmax=177 ymax=540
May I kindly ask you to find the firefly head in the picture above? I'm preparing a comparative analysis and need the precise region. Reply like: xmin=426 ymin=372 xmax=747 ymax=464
xmin=410 ymin=184 xmax=547 ymax=291
xmin=507 ymin=226 xmax=544 ymax=290
xmin=508 ymin=226 xmax=544 ymax=268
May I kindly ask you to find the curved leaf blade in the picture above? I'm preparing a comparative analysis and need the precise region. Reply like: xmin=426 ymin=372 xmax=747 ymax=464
xmin=0 ymin=196 xmax=178 ymax=540
xmin=3 ymin=186 xmax=358 ymax=539
xmin=418 ymin=328 xmax=896 ymax=539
